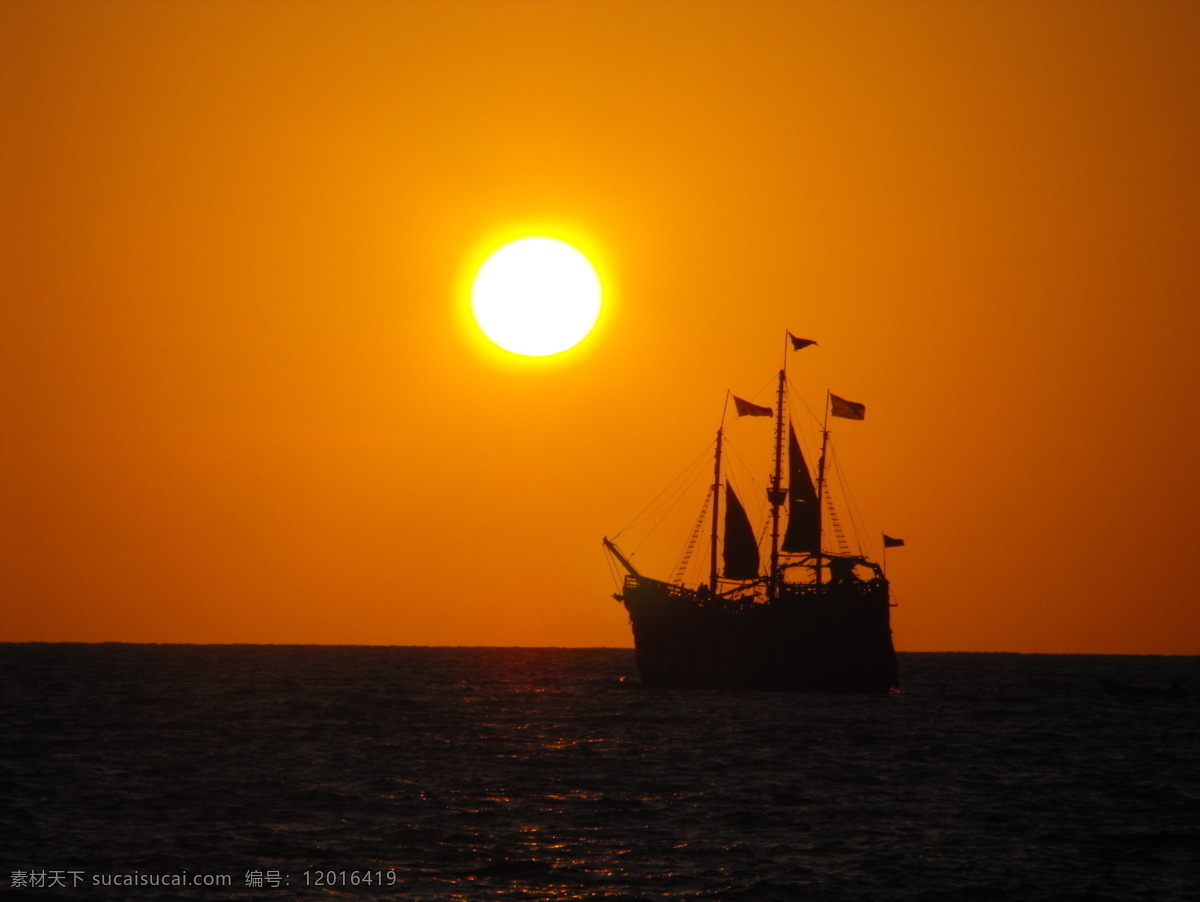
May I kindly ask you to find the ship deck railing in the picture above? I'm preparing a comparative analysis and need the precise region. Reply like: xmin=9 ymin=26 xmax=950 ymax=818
xmin=623 ymin=575 xmax=693 ymax=598
xmin=623 ymin=574 xmax=888 ymax=605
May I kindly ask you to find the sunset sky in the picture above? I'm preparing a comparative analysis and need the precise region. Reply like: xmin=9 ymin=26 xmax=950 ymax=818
xmin=3 ymin=1 xmax=1198 ymax=653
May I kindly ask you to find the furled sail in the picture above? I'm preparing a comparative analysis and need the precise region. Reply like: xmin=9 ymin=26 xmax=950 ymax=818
xmin=781 ymin=425 xmax=821 ymax=553
xmin=722 ymin=484 xmax=760 ymax=579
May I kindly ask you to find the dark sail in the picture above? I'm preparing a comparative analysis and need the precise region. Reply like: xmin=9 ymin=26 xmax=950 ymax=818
xmin=781 ymin=425 xmax=821 ymax=553
xmin=722 ymin=484 xmax=760 ymax=579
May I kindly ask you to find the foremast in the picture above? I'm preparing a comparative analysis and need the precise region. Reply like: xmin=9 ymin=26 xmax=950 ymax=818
xmin=708 ymin=425 xmax=722 ymax=593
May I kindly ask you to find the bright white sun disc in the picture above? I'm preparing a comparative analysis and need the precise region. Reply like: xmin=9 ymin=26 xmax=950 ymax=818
xmin=471 ymin=237 xmax=602 ymax=356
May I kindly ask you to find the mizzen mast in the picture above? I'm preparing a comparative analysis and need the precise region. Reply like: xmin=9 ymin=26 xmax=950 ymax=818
xmin=815 ymin=392 xmax=831 ymax=587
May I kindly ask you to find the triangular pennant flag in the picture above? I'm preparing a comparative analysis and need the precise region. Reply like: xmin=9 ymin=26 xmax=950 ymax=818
xmin=788 ymin=332 xmax=818 ymax=351
xmin=733 ymin=396 xmax=773 ymax=417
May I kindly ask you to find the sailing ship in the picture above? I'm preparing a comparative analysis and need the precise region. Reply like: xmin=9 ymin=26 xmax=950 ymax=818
xmin=603 ymin=334 xmax=899 ymax=692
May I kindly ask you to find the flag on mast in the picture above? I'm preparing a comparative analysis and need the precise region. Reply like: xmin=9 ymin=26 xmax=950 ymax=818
xmin=830 ymin=394 xmax=866 ymax=420
xmin=883 ymin=535 xmax=905 ymax=548
xmin=733 ymin=396 xmax=773 ymax=417
xmin=788 ymin=333 xmax=818 ymax=350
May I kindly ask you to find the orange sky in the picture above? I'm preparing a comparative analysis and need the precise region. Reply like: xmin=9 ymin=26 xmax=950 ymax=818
xmin=3 ymin=1 xmax=1198 ymax=653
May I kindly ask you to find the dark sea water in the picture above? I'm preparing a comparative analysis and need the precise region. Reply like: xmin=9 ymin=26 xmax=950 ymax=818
xmin=2 ymin=645 xmax=1198 ymax=901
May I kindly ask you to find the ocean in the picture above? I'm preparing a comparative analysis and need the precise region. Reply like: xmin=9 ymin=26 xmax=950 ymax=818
xmin=2 ymin=645 xmax=1197 ymax=901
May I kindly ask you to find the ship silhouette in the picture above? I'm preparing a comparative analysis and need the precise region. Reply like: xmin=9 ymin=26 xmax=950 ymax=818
xmin=604 ymin=333 xmax=900 ymax=692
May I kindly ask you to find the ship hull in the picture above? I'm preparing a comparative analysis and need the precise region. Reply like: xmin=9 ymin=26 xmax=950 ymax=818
xmin=620 ymin=577 xmax=898 ymax=692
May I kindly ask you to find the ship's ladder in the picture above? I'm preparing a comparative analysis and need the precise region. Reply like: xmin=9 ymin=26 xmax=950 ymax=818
xmin=672 ymin=487 xmax=712 ymax=584
xmin=825 ymin=494 xmax=852 ymax=555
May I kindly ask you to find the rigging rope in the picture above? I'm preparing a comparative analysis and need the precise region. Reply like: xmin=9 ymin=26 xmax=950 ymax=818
xmin=671 ymin=487 xmax=712 ymax=584
xmin=829 ymin=443 xmax=873 ymax=560
xmin=786 ymin=376 xmax=826 ymax=431
xmin=630 ymin=465 xmax=709 ymax=556
xmin=611 ymin=438 xmax=712 ymax=542
xmin=724 ymin=437 xmax=767 ymax=525
xmin=824 ymin=493 xmax=852 ymax=555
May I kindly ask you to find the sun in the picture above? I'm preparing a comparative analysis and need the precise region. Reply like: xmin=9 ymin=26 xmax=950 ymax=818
xmin=470 ymin=237 xmax=602 ymax=356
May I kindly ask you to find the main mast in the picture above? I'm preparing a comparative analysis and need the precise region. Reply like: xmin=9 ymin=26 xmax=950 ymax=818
xmin=767 ymin=367 xmax=787 ymax=598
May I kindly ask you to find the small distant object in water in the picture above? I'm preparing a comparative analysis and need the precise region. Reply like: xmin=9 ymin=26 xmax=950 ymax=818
xmin=1099 ymin=678 xmax=1189 ymax=699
